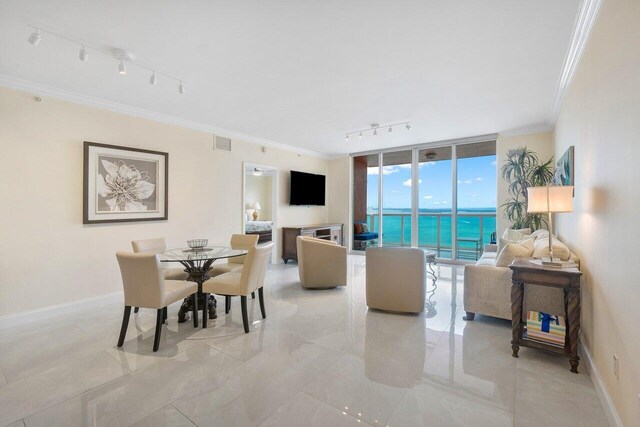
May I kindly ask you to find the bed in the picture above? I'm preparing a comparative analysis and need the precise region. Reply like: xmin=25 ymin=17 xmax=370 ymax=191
xmin=245 ymin=220 xmax=273 ymax=242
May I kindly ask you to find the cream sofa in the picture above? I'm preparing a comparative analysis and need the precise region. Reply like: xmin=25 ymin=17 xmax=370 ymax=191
xmin=463 ymin=230 xmax=579 ymax=321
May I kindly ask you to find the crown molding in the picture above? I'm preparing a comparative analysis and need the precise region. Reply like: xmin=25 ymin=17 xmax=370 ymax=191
xmin=498 ymin=122 xmax=554 ymax=137
xmin=0 ymin=74 xmax=329 ymax=159
xmin=549 ymin=0 xmax=603 ymax=124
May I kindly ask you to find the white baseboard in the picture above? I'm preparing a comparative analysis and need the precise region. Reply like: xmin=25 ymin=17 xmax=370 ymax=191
xmin=579 ymin=334 xmax=624 ymax=427
xmin=0 ymin=291 xmax=123 ymax=330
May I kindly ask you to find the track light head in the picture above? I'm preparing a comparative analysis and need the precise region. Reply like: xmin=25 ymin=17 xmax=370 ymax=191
xmin=178 ymin=81 xmax=185 ymax=94
xmin=406 ymin=123 xmax=411 ymax=130
xmin=118 ymin=60 xmax=127 ymax=75
xmin=27 ymin=29 xmax=41 ymax=46
xmin=359 ymin=132 xmax=362 ymax=139
xmin=149 ymin=72 xmax=157 ymax=85
xmin=79 ymin=45 xmax=88 ymax=62
xmin=373 ymin=129 xmax=377 ymax=136
xmin=345 ymin=134 xmax=349 ymax=142
xmin=388 ymin=126 xmax=392 ymax=133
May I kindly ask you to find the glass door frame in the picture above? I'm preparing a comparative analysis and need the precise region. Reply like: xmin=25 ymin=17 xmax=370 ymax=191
xmin=350 ymin=133 xmax=497 ymax=264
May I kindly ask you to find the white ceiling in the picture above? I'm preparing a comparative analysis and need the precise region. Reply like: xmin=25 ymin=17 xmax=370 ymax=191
xmin=0 ymin=0 xmax=581 ymax=156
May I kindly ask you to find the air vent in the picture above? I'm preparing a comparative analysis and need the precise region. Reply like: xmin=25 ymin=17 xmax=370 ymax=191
xmin=214 ymin=136 xmax=232 ymax=152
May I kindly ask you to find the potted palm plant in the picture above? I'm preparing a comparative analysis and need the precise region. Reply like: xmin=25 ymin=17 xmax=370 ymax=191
xmin=501 ymin=147 xmax=554 ymax=230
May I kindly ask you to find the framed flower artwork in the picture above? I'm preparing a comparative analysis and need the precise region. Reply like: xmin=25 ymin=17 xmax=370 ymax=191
xmin=83 ymin=141 xmax=168 ymax=224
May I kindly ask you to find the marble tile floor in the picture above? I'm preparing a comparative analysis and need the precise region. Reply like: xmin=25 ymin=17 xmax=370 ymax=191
xmin=0 ymin=256 xmax=608 ymax=426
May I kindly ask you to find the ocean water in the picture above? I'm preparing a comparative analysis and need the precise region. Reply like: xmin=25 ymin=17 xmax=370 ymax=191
xmin=366 ymin=208 xmax=496 ymax=258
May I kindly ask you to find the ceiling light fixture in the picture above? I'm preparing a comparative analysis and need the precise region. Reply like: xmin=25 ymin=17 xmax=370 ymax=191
xmin=345 ymin=121 xmax=411 ymax=141
xmin=24 ymin=25 xmax=187 ymax=95
xmin=79 ymin=45 xmax=88 ymax=61
xmin=27 ymin=28 xmax=41 ymax=46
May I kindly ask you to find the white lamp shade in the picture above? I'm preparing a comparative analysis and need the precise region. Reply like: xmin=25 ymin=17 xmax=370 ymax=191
xmin=252 ymin=202 xmax=261 ymax=210
xmin=527 ymin=186 xmax=574 ymax=213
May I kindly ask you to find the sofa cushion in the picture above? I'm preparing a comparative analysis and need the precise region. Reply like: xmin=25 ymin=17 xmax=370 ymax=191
xmin=476 ymin=257 xmax=497 ymax=266
xmin=496 ymin=238 xmax=534 ymax=267
xmin=532 ymin=237 xmax=571 ymax=261
xmin=354 ymin=232 xmax=378 ymax=241
xmin=482 ymin=252 xmax=497 ymax=259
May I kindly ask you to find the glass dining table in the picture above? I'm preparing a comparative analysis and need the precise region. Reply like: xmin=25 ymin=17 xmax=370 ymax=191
xmin=159 ymin=246 xmax=247 ymax=326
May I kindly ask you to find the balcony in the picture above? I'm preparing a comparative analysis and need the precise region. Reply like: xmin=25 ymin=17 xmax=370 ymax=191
xmin=364 ymin=211 xmax=496 ymax=260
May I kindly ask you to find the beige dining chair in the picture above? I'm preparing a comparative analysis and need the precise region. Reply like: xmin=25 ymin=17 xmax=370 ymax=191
xmin=209 ymin=234 xmax=260 ymax=314
xmin=132 ymin=237 xmax=190 ymax=313
xmin=296 ymin=235 xmax=347 ymax=288
xmin=202 ymin=242 xmax=273 ymax=333
xmin=116 ymin=252 xmax=199 ymax=351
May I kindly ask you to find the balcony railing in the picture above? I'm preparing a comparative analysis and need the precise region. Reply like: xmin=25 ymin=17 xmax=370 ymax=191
xmin=365 ymin=211 xmax=496 ymax=260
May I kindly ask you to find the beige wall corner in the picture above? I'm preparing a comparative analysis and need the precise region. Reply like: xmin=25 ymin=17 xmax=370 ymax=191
xmin=553 ymin=0 xmax=640 ymax=424
xmin=495 ymin=131 xmax=555 ymax=237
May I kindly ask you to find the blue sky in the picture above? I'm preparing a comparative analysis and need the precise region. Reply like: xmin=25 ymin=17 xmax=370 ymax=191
xmin=367 ymin=155 xmax=496 ymax=210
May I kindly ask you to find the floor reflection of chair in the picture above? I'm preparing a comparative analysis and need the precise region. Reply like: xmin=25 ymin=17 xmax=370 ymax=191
xmin=364 ymin=311 xmax=426 ymax=387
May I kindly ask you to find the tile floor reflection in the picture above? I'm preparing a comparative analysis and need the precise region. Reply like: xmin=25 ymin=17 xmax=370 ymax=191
xmin=0 ymin=256 xmax=608 ymax=426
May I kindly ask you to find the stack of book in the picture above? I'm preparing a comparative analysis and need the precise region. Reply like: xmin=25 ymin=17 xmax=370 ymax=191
xmin=525 ymin=311 xmax=566 ymax=347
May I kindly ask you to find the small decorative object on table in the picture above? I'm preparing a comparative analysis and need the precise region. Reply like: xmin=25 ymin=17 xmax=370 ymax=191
xmin=186 ymin=239 xmax=208 ymax=251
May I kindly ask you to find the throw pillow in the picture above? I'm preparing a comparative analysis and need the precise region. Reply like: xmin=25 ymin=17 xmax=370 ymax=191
xmin=530 ymin=229 xmax=550 ymax=240
xmin=496 ymin=238 xmax=534 ymax=267
xmin=498 ymin=227 xmax=533 ymax=253
xmin=532 ymin=237 xmax=571 ymax=261
xmin=354 ymin=223 xmax=363 ymax=234
xmin=361 ymin=223 xmax=369 ymax=233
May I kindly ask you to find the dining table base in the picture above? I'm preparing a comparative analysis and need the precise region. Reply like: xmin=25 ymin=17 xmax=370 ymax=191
xmin=178 ymin=293 xmax=217 ymax=323
xmin=175 ymin=259 xmax=218 ymax=323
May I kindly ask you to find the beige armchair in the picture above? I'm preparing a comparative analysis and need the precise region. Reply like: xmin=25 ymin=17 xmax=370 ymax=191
xmin=296 ymin=236 xmax=347 ymax=289
xmin=366 ymin=247 xmax=426 ymax=314
xmin=116 ymin=252 xmax=198 ymax=351
xmin=202 ymin=242 xmax=273 ymax=333
xmin=209 ymin=234 xmax=260 ymax=314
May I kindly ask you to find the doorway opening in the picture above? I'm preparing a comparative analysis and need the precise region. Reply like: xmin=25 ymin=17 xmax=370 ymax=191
xmin=243 ymin=162 xmax=278 ymax=263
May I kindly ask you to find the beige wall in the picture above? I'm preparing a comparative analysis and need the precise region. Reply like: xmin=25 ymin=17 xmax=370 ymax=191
xmin=0 ymin=86 xmax=330 ymax=317
xmin=495 ymin=131 xmax=554 ymax=236
xmin=553 ymin=0 xmax=640 ymax=424
xmin=327 ymin=156 xmax=352 ymax=248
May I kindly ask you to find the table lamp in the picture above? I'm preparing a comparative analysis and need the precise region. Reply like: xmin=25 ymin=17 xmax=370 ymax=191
xmin=252 ymin=202 xmax=261 ymax=220
xmin=527 ymin=185 xmax=574 ymax=265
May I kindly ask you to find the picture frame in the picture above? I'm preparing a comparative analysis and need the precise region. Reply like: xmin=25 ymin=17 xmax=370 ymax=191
xmin=553 ymin=146 xmax=574 ymax=187
xmin=83 ymin=141 xmax=168 ymax=224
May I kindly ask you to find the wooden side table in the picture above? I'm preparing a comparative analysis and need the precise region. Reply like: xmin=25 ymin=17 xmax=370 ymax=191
xmin=509 ymin=258 xmax=583 ymax=373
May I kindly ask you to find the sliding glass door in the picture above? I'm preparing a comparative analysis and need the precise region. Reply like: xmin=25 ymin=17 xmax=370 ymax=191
xmin=417 ymin=147 xmax=452 ymax=259
xmin=456 ymin=141 xmax=497 ymax=260
xmin=381 ymin=151 xmax=412 ymax=247
xmin=351 ymin=139 xmax=496 ymax=261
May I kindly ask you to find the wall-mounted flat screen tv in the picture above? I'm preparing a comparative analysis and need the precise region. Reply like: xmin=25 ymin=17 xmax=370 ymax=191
xmin=290 ymin=170 xmax=326 ymax=206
